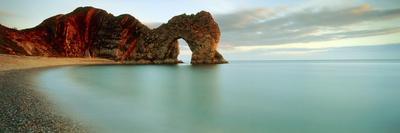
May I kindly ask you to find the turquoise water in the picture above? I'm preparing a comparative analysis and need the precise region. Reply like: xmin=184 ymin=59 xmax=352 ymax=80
xmin=37 ymin=60 xmax=400 ymax=133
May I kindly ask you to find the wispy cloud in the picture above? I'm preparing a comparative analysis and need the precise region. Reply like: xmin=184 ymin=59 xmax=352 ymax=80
xmin=0 ymin=10 xmax=16 ymax=18
xmin=215 ymin=4 xmax=400 ymax=47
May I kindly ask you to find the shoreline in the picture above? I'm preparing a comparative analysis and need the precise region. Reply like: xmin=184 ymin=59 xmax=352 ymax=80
xmin=1 ymin=54 xmax=194 ymax=131
xmin=0 ymin=54 xmax=117 ymax=72
xmin=0 ymin=68 xmax=88 ymax=132
xmin=0 ymin=54 xmax=118 ymax=132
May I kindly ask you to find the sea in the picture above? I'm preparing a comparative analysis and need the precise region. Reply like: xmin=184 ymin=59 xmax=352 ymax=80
xmin=36 ymin=60 xmax=400 ymax=133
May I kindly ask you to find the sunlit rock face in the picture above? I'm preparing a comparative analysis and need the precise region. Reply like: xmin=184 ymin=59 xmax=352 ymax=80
xmin=0 ymin=7 xmax=145 ymax=59
xmin=0 ymin=7 xmax=227 ymax=64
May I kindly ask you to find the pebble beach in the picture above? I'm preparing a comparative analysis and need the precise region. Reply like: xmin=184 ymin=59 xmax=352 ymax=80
xmin=0 ymin=54 xmax=115 ymax=132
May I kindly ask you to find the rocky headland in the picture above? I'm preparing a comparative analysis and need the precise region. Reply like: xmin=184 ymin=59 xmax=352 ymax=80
xmin=0 ymin=6 xmax=227 ymax=64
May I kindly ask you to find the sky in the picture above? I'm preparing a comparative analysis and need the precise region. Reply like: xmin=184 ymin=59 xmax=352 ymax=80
xmin=1 ymin=0 xmax=400 ymax=61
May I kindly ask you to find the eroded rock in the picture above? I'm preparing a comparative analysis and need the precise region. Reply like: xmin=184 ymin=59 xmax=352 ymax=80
xmin=0 ymin=7 xmax=227 ymax=64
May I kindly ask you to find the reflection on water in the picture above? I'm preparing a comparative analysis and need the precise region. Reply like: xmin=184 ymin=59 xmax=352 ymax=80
xmin=37 ymin=61 xmax=400 ymax=133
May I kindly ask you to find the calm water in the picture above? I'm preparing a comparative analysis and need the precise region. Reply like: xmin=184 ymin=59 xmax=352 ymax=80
xmin=37 ymin=60 xmax=400 ymax=133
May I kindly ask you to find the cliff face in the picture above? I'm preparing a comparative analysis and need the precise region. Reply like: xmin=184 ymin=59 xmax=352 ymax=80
xmin=0 ymin=7 xmax=227 ymax=64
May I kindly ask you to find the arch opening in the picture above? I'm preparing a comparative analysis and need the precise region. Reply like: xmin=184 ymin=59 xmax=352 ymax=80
xmin=177 ymin=39 xmax=192 ymax=63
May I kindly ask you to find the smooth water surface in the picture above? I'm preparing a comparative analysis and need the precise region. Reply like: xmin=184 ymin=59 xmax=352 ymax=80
xmin=37 ymin=60 xmax=400 ymax=133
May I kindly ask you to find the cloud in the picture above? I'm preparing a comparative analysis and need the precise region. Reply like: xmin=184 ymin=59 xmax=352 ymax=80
xmin=351 ymin=3 xmax=372 ymax=14
xmin=221 ymin=43 xmax=400 ymax=60
xmin=216 ymin=8 xmax=279 ymax=30
xmin=215 ymin=4 xmax=400 ymax=47
xmin=0 ymin=10 xmax=16 ymax=18
xmin=271 ymin=43 xmax=400 ymax=59
xmin=267 ymin=49 xmax=328 ymax=56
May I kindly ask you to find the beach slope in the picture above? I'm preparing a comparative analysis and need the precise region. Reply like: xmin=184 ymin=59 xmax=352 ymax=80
xmin=0 ymin=54 xmax=115 ymax=132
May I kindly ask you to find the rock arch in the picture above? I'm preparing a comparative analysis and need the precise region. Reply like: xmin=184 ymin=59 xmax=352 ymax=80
xmin=122 ymin=11 xmax=227 ymax=64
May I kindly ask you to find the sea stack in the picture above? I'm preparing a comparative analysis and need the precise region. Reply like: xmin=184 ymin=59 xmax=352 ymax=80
xmin=0 ymin=6 xmax=227 ymax=64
